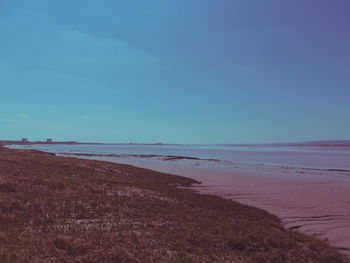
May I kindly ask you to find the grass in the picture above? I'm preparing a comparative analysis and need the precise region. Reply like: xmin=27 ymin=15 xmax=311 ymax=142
xmin=0 ymin=147 xmax=348 ymax=263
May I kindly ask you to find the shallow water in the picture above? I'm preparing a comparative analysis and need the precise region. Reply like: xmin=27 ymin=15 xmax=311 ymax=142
xmin=7 ymin=143 xmax=350 ymax=255
xmin=8 ymin=143 xmax=350 ymax=169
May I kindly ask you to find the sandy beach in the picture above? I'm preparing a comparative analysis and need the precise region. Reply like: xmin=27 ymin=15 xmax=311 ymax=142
xmin=107 ymin=160 xmax=350 ymax=257
xmin=191 ymin=168 xmax=350 ymax=256
xmin=0 ymin=147 xmax=348 ymax=262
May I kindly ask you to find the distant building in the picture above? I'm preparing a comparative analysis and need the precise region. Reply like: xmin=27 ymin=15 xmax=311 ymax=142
xmin=22 ymin=138 xmax=29 ymax=143
xmin=47 ymin=138 xmax=53 ymax=143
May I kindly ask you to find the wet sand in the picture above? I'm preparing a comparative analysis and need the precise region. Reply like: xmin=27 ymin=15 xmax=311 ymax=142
xmin=79 ymin=157 xmax=350 ymax=257
xmin=130 ymin=163 xmax=350 ymax=256
xmin=192 ymin=169 xmax=350 ymax=255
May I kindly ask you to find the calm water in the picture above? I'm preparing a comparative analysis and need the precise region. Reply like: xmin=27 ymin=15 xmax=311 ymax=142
xmin=7 ymin=144 xmax=350 ymax=182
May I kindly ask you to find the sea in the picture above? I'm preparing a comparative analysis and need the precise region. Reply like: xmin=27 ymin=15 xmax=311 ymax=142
xmin=7 ymin=143 xmax=350 ymax=183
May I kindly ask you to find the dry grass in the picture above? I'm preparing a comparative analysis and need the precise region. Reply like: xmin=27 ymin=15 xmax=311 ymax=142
xmin=0 ymin=147 xmax=348 ymax=263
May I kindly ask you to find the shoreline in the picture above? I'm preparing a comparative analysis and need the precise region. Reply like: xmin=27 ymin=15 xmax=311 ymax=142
xmin=0 ymin=147 xmax=348 ymax=262
xmin=189 ymin=169 xmax=350 ymax=255
xmin=52 ymin=151 xmax=350 ymax=256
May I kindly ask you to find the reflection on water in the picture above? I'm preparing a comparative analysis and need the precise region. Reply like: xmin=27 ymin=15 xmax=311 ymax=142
xmin=8 ymin=143 xmax=350 ymax=183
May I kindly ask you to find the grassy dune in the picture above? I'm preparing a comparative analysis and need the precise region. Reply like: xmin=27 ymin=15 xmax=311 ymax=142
xmin=0 ymin=147 xmax=348 ymax=263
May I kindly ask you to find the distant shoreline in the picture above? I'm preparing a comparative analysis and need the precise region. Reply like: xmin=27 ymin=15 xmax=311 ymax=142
xmin=2 ymin=139 xmax=350 ymax=147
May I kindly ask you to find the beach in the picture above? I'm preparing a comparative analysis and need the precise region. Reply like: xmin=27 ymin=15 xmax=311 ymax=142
xmin=105 ymin=162 xmax=350 ymax=257
xmin=7 ymin=143 xmax=350 ymax=259
xmin=189 ymin=167 xmax=350 ymax=255
xmin=0 ymin=146 xmax=348 ymax=262
xmin=120 ymin=161 xmax=350 ymax=255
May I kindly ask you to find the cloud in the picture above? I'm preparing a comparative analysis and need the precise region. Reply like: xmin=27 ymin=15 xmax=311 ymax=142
xmin=53 ymin=30 xmax=161 ymax=69
xmin=2 ymin=118 xmax=19 ymax=123
xmin=2 ymin=29 xmax=167 ymax=100
xmin=81 ymin=115 xmax=89 ymax=119
xmin=37 ymin=120 xmax=49 ymax=126
xmin=20 ymin=113 xmax=29 ymax=118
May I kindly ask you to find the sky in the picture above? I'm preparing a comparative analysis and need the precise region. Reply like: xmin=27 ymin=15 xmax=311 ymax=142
xmin=1 ymin=0 xmax=350 ymax=144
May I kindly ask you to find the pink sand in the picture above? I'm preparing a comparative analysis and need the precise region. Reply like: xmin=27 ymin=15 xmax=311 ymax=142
xmin=65 ymin=155 xmax=350 ymax=256
xmin=184 ymin=166 xmax=350 ymax=256
xmin=115 ymin=161 xmax=350 ymax=256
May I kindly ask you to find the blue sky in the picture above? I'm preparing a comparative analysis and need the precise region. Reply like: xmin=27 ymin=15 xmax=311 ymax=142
xmin=1 ymin=0 xmax=349 ymax=143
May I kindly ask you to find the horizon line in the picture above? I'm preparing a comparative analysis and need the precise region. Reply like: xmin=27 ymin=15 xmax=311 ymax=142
xmin=2 ymin=139 xmax=350 ymax=147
